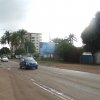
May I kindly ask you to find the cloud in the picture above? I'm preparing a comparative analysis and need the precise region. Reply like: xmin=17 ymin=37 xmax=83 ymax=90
xmin=0 ymin=0 xmax=30 ymax=23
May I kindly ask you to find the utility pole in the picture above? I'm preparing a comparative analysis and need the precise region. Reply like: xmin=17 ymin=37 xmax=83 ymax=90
xmin=49 ymin=33 xmax=51 ymax=42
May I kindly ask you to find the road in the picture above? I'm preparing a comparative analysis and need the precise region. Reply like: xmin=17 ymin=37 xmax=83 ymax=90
xmin=0 ymin=60 xmax=100 ymax=100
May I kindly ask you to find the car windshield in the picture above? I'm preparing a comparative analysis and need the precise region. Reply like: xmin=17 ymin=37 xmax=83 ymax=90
xmin=25 ymin=57 xmax=36 ymax=63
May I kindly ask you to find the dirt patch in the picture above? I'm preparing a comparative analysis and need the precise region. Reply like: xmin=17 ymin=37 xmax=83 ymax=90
xmin=39 ymin=61 xmax=100 ymax=74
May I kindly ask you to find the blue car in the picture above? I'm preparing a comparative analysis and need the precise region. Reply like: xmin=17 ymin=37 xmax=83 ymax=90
xmin=20 ymin=57 xmax=38 ymax=69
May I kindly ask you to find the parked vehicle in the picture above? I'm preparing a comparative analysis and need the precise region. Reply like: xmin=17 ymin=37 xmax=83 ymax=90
xmin=15 ymin=55 xmax=22 ymax=59
xmin=1 ymin=56 xmax=8 ymax=62
xmin=20 ymin=57 xmax=38 ymax=69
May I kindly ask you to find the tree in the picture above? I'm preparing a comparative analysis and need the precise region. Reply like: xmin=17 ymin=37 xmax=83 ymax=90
xmin=4 ymin=31 xmax=11 ymax=44
xmin=52 ymin=38 xmax=63 ymax=43
xmin=52 ymin=34 xmax=77 ymax=45
xmin=0 ymin=29 xmax=28 ymax=55
xmin=0 ymin=31 xmax=11 ymax=45
xmin=10 ymin=32 xmax=20 ymax=51
xmin=67 ymin=34 xmax=77 ymax=44
xmin=24 ymin=40 xmax=35 ymax=53
xmin=15 ymin=48 xmax=26 ymax=55
xmin=1 ymin=36 xmax=6 ymax=44
xmin=0 ymin=47 xmax=10 ymax=55
xmin=54 ymin=39 xmax=82 ymax=62
xmin=81 ymin=12 xmax=100 ymax=54
xmin=17 ymin=29 xmax=27 ymax=48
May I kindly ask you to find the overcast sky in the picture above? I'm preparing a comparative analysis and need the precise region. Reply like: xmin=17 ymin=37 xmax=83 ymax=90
xmin=0 ymin=0 xmax=100 ymax=47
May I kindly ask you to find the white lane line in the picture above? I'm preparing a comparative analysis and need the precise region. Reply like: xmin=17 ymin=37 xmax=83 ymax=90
xmin=8 ymin=68 xmax=74 ymax=100
xmin=30 ymin=79 xmax=74 ymax=100
xmin=7 ymin=68 xmax=11 ymax=70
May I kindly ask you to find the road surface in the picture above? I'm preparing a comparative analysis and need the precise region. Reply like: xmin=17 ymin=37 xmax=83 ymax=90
xmin=0 ymin=60 xmax=100 ymax=100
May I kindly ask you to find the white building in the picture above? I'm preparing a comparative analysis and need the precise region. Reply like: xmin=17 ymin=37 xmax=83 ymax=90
xmin=25 ymin=33 xmax=42 ymax=53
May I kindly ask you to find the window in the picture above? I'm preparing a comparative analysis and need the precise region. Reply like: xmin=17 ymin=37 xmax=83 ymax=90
xmin=31 ymin=37 xmax=35 ymax=39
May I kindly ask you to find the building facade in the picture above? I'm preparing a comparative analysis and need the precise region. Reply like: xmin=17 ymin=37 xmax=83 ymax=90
xmin=25 ymin=33 xmax=42 ymax=53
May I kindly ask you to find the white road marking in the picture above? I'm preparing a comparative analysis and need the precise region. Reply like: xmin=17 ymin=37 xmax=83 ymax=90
xmin=30 ymin=79 xmax=74 ymax=100
xmin=7 ymin=64 xmax=75 ymax=100
xmin=7 ymin=68 xmax=11 ymax=70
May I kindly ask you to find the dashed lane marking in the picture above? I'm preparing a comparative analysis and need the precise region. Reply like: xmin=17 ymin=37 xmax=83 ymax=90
xmin=30 ymin=79 xmax=75 ymax=100
xmin=7 ymin=68 xmax=11 ymax=70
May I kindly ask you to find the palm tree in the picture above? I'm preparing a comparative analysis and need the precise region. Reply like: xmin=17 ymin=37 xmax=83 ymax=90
xmin=1 ymin=36 xmax=6 ymax=44
xmin=4 ymin=31 xmax=10 ymax=44
xmin=67 ymin=34 xmax=77 ymax=44
xmin=10 ymin=32 xmax=20 ymax=52
xmin=0 ymin=31 xmax=12 ymax=50
xmin=17 ymin=29 xmax=27 ymax=48
xmin=0 ymin=29 xmax=27 ymax=54
xmin=0 ymin=36 xmax=6 ymax=48
xmin=0 ymin=31 xmax=11 ymax=45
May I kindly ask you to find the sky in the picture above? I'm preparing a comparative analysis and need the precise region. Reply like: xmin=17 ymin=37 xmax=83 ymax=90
xmin=0 ymin=0 xmax=100 ymax=48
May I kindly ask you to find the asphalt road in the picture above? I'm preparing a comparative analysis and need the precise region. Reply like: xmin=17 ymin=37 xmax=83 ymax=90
xmin=0 ymin=60 xmax=100 ymax=100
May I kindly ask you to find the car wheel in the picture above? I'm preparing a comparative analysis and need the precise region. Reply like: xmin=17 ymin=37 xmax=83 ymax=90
xmin=35 ymin=66 xmax=38 ymax=69
xmin=20 ymin=65 xmax=22 ymax=69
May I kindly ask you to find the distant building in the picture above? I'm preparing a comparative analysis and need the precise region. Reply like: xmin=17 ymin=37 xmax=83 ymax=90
xmin=25 ymin=33 xmax=42 ymax=53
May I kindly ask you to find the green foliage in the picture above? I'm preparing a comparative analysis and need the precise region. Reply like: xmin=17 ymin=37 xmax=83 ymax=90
xmin=81 ymin=12 xmax=100 ymax=54
xmin=0 ymin=29 xmax=29 ymax=54
xmin=36 ymin=55 xmax=45 ymax=61
xmin=52 ymin=38 xmax=63 ymax=43
xmin=15 ymin=48 xmax=26 ymax=55
xmin=54 ymin=40 xmax=83 ymax=62
xmin=17 ymin=29 xmax=27 ymax=48
xmin=4 ymin=31 xmax=10 ymax=44
xmin=0 ymin=47 xmax=10 ymax=55
xmin=1 ymin=36 xmax=6 ymax=44
xmin=52 ymin=35 xmax=81 ymax=62
xmin=53 ymin=34 xmax=77 ymax=45
xmin=24 ymin=40 xmax=35 ymax=53
xmin=0 ymin=31 xmax=11 ymax=44
xmin=67 ymin=33 xmax=77 ymax=44
xmin=10 ymin=32 xmax=20 ymax=49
